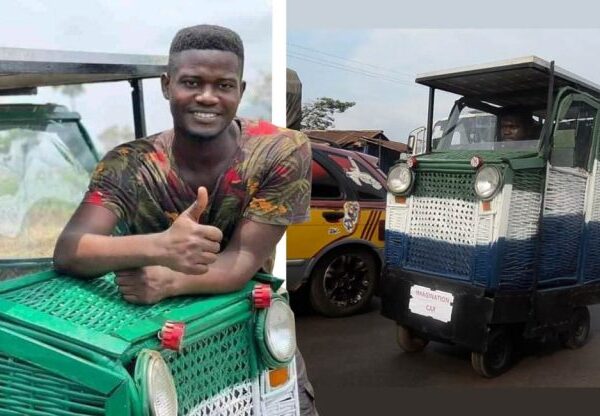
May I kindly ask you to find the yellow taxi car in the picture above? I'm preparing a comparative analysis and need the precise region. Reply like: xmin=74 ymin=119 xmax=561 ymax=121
xmin=287 ymin=143 xmax=387 ymax=317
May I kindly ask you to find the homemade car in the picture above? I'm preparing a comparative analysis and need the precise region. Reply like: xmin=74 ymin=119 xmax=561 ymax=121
xmin=0 ymin=48 xmax=300 ymax=415
xmin=382 ymin=56 xmax=600 ymax=377
xmin=287 ymin=143 xmax=387 ymax=317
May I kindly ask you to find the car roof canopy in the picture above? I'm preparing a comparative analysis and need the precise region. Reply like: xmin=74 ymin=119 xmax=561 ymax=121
xmin=0 ymin=47 xmax=168 ymax=137
xmin=0 ymin=47 xmax=167 ymax=92
xmin=416 ymin=56 xmax=600 ymax=108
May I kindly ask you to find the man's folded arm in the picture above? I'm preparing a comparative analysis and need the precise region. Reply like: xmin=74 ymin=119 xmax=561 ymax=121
xmin=169 ymin=219 xmax=286 ymax=295
xmin=53 ymin=204 xmax=162 ymax=278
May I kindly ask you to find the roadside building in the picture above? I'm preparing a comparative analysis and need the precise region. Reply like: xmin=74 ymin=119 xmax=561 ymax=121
xmin=303 ymin=129 xmax=408 ymax=172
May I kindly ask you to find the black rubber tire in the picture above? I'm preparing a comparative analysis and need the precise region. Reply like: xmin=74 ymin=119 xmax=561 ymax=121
xmin=309 ymin=248 xmax=377 ymax=317
xmin=396 ymin=325 xmax=429 ymax=353
xmin=471 ymin=327 xmax=513 ymax=378
xmin=560 ymin=306 xmax=590 ymax=350
xmin=289 ymin=283 xmax=311 ymax=315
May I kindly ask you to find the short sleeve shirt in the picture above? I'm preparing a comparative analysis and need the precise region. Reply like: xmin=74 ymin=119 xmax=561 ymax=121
xmin=83 ymin=118 xmax=311 ymax=270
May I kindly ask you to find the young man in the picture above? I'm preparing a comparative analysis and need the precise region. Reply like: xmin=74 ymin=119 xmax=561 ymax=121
xmin=53 ymin=24 xmax=316 ymax=414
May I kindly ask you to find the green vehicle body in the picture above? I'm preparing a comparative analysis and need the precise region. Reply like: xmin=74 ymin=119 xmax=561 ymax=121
xmin=0 ymin=271 xmax=298 ymax=415
xmin=0 ymin=48 xmax=299 ymax=414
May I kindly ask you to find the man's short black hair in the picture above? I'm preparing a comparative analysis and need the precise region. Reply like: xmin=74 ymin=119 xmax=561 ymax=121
xmin=168 ymin=24 xmax=244 ymax=75
xmin=499 ymin=106 xmax=534 ymax=127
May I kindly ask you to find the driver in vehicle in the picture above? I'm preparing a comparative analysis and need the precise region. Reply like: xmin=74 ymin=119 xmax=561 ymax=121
xmin=499 ymin=108 xmax=536 ymax=141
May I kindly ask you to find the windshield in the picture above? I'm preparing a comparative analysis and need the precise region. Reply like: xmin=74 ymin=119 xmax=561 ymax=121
xmin=0 ymin=120 xmax=95 ymax=260
xmin=434 ymin=101 xmax=543 ymax=151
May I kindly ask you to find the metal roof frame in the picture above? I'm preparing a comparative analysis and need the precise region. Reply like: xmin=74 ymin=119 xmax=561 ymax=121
xmin=416 ymin=56 xmax=600 ymax=108
xmin=0 ymin=47 xmax=168 ymax=138
xmin=0 ymin=47 xmax=166 ymax=90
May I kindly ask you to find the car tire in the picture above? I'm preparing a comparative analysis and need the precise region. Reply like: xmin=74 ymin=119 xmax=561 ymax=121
xmin=559 ymin=306 xmax=590 ymax=350
xmin=309 ymin=247 xmax=377 ymax=317
xmin=396 ymin=325 xmax=429 ymax=353
xmin=471 ymin=327 xmax=513 ymax=378
xmin=289 ymin=282 xmax=311 ymax=315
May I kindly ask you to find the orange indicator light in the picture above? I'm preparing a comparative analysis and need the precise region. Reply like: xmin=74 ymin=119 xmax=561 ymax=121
xmin=395 ymin=196 xmax=406 ymax=204
xmin=481 ymin=200 xmax=491 ymax=212
xmin=269 ymin=367 xmax=289 ymax=388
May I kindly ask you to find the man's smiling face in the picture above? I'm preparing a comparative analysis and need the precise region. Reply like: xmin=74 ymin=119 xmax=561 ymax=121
xmin=162 ymin=49 xmax=246 ymax=141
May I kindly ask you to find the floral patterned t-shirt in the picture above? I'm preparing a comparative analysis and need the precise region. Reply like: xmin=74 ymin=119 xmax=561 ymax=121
xmin=83 ymin=118 xmax=311 ymax=271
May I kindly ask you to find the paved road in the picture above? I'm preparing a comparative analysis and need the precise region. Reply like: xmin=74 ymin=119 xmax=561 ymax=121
xmin=296 ymin=298 xmax=600 ymax=390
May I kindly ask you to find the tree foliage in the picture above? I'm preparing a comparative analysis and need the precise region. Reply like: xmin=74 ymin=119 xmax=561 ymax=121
xmin=245 ymin=72 xmax=272 ymax=120
xmin=301 ymin=97 xmax=355 ymax=130
xmin=52 ymin=85 xmax=85 ymax=110
xmin=98 ymin=124 xmax=134 ymax=153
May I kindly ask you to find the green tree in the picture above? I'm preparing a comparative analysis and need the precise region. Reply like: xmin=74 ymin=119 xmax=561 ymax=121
xmin=301 ymin=97 xmax=355 ymax=130
xmin=98 ymin=124 xmax=134 ymax=153
xmin=52 ymin=84 xmax=85 ymax=110
xmin=246 ymin=72 xmax=271 ymax=120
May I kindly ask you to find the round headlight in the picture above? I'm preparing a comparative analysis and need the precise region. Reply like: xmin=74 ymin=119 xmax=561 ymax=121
xmin=474 ymin=166 xmax=502 ymax=200
xmin=387 ymin=164 xmax=413 ymax=194
xmin=264 ymin=298 xmax=296 ymax=363
xmin=135 ymin=350 xmax=178 ymax=416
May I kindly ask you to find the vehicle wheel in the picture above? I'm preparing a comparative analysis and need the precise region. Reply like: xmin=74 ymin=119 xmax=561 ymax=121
xmin=559 ymin=306 xmax=590 ymax=349
xmin=289 ymin=282 xmax=311 ymax=315
xmin=396 ymin=325 xmax=429 ymax=353
xmin=309 ymin=248 xmax=377 ymax=317
xmin=471 ymin=327 xmax=513 ymax=378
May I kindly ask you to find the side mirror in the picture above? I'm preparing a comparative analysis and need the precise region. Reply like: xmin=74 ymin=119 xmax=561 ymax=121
xmin=407 ymin=135 xmax=416 ymax=152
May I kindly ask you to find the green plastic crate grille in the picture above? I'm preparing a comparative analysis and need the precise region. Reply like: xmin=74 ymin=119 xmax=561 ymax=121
xmin=0 ymin=274 xmax=197 ymax=334
xmin=406 ymin=171 xmax=477 ymax=278
xmin=163 ymin=322 xmax=255 ymax=415
xmin=0 ymin=353 xmax=105 ymax=415
xmin=0 ymin=264 xmax=52 ymax=282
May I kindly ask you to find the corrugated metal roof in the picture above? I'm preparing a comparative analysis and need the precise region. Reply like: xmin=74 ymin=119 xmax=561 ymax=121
xmin=304 ymin=129 xmax=408 ymax=153
xmin=304 ymin=130 xmax=385 ymax=146
xmin=376 ymin=140 xmax=409 ymax=152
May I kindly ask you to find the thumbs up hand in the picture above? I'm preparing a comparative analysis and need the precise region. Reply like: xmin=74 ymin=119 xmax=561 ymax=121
xmin=181 ymin=185 xmax=208 ymax=222
xmin=157 ymin=186 xmax=223 ymax=274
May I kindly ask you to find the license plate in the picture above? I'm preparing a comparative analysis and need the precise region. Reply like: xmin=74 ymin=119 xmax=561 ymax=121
xmin=408 ymin=285 xmax=454 ymax=323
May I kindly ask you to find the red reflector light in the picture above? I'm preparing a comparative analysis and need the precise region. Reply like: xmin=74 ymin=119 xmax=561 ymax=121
xmin=159 ymin=321 xmax=186 ymax=351
xmin=252 ymin=283 xmax=272 ymax=309
xmin=407 ymin=156 xmax=418 ymax=169
xmin=471 ymin=155 xmax=483 ymax=168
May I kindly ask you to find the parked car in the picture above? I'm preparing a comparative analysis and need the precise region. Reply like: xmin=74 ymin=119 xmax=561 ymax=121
xmin=0 ymin=48 xmax=300 ymax=415
xmin=287 ymin=142 xmax=387 ymax=317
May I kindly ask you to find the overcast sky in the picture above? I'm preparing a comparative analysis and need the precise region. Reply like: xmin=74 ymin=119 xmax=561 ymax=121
xmin=0 ymin=0 xmax=272 ymax=151
xmin=288 ymin=29 xmax=600 ymax=142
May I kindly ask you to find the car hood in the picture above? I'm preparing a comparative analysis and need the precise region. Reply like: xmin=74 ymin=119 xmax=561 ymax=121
xmin=0 ymin=270 xmax=281 ymax=360
xmin=413 ymin=150 xmax=545 ymax=171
